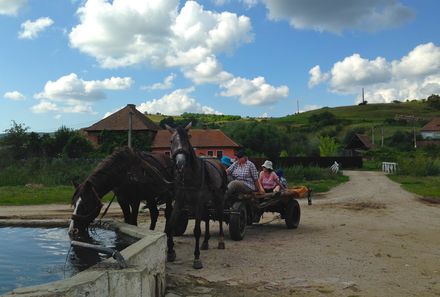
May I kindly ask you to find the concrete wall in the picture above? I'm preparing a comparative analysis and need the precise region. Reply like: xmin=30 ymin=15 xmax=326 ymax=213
xmin=2 ymin=221 xmax=166 ymax=297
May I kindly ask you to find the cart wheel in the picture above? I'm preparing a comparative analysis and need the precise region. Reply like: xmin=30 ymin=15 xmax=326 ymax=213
xmin=174 ymin=211 xmax=189 ymax=236
xmin=229 ymin=201 xmax=247 ymax=241
xmin=285 ymin=199 xmax=301 ymax=229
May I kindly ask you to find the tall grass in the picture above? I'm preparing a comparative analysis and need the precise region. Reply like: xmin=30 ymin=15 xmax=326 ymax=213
xmin=283 ymin=165 xmax=340 ymax=181
xmin=283 ymin=165 xmax=348 ymax=193
xmin=0 ymin=158 xmax=101 ymax=186
xmin=397 ymin=156 xmax=440 ymax=176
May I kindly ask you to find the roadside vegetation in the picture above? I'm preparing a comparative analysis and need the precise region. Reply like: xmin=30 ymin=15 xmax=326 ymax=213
xmin=1 ymin=94 xmax=440 ymax=204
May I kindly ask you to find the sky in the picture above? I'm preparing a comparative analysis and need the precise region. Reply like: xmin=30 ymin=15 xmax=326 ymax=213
xmin=0 ymin=0 xmax=439 ymax=132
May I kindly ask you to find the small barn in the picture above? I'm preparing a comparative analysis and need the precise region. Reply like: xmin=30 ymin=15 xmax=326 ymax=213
xmin=151 ymin=129 xmax=240 ymax=159
xmin=344 ymin=134 xmax=374 ymax=156
xmin=82 ymin=104 xmax=159 ymax=146
xmin=420 ymin=117 xmax=440 ymax=140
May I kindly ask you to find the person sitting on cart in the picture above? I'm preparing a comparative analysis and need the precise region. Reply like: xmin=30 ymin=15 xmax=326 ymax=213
xmin=275 ymin=168 xmax=288 ymax=189
xmin=225 ymin=149 xmax=264 ymax=200
xmin=259 ymin=160 xmax=283 ymax=195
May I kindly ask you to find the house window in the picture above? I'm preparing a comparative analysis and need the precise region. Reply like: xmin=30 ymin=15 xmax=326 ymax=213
xmin=216 ymin=150 xmax=223 ymax=158
xmin=164 ymin=151 xmax=170 ymax=156
xmin=207 ymin=150 xmax=214 ymax=157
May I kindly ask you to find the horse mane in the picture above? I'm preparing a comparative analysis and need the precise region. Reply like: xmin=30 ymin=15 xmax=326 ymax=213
xmin=71 ymin=147 xmax=135 ymax=205
xmin=175 ymin=126 xmax=197 ymax=162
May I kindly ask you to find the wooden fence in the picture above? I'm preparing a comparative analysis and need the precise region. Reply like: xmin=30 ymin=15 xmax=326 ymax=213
xmin=249 ymin=156 xmax=363 ymax=169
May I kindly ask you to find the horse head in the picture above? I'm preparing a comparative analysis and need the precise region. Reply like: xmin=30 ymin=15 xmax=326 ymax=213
xmin=166 ymin=122 xmax=193 ymax=173
xmin=69 ymin=180 xmax=103 ymax=236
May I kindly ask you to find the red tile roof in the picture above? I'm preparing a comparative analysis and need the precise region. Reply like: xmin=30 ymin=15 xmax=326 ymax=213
xmin=83 ymin=104 xmax=159 ymax=132
xmin=151 ymin=129 xmax=241 ymax=149
xmin=421 ymin=117 xmax=440 ymax=132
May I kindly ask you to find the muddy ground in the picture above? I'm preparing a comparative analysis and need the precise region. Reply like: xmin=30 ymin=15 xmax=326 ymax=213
xmin=1 ymin=171 xmax=439 ymax=296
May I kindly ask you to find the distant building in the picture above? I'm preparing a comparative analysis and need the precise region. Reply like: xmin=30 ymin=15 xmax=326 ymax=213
xmin=151 ymin=129 xmax=240 ymax=159
xmin=417 ymin=117 xmax=440 ymax=147
xmin=82 ymin=104 xmax=159 ymax=146
xmin=420 ymin=117 xmax=440 ymax=140
xmin=344 ymin=134 xmax=375 ymax=156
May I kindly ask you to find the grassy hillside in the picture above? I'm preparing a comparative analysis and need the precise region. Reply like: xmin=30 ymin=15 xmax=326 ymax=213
xmin=275 ymin=101 xmax=437 ymax=125
xmin=145 ymin=100 xmax=439 ymax=151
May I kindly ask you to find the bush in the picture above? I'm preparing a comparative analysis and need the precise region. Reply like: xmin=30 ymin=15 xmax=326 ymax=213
xmin=283 ymin=165 xmax=339 ymax=181
xmin=0 ymin=158 xmax=101 ymax=186
xmin=397 ymin=155 xmax=440 ymax=176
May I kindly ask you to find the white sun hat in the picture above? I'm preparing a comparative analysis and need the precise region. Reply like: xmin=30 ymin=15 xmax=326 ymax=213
xmin=262 ymin=160 xmax=273 ymax=170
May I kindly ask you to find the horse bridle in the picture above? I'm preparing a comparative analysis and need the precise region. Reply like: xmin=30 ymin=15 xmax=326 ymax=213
xmin=71 ymin=183 xmax=103 ymax=223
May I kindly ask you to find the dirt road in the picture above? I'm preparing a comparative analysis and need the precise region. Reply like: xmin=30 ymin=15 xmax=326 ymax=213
xmin=165 ymin=171 xmax=440 ymax=297
xmin=1 ymin=171 xmax=439 ymax=296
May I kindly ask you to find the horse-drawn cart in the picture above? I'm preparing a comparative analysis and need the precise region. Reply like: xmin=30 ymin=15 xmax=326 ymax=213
xmin=224 ymin=186 xmax=312 ymax=241
xmin=173 ymin=186 xmax=312 ymax=239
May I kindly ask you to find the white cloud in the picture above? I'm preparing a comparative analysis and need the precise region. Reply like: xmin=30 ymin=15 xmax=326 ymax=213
xmin=19 ymin=17 xmax=54 ymax=39
xmin=220 ymin=76 xmax=288 ymax=105
xmin=0 ymin=0 xmax=27 ymax=16
xmin=392 ymin=43 xmax=440 ymax=78
xmin=308 ymin=65 xmax=329 ymax=88
xmin=33 ymin=73 xmax=132 ymax=113
xmin=31 ymin=101 xmax=58 ymax=113
xmin=137 ymin=87 xmax=222 ymax=115
xmin=4 ymin=91 xmax=25 ymax=101
xmin=183 ymin=56 xmax=232 ymax=84
xmin=262 ymin=0 xmax=414 ymax=34
xmin=68 ymin=1 xmax=286 ymax=106
xmin=69 ymin=0 xmax=253 ymax=68
xmin=329 ymin=54 xmax=391 ymax=93
xmin=143 ymin=73 xmax=176 ymax=90
xmin=301 ymin=104 xmax=322 ymax=113
xmin=309 ymin=42 xmax=440 ymax=103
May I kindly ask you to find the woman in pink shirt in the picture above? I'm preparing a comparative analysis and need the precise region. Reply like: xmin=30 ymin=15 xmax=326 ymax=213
xmin=258 ymin=160 xmax=282 ymax=193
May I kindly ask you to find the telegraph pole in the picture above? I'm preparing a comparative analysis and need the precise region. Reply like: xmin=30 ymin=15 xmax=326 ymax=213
xmin=128 ymin=111 xmax=133 ymax=148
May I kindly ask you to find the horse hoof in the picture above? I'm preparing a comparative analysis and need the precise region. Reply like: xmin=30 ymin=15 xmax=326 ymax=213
xmin=193 ymin=259 xmax=203 ymax=269
xmin=218 ymin=242 xmax=225 ymax=250
xmin=201 ymin=242 xmax=209 ymax=250
xmin=167 ymin=251 xmax=176 ymax=262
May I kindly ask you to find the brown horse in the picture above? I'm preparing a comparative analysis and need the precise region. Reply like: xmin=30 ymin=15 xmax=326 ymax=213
xmin=165 ymin=122 xmax=227 ymax=269
xmin=69 ymin=147 xmax=173 ymax=236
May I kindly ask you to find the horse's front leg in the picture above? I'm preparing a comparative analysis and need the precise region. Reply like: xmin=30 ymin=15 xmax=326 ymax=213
xmin=148 ymin=197 xmax=159 ymax=230
xmin=116 ymin=194 xmax=131 ymax=224
xmin=215 ymin=192 xmax=225 ymax=250
xmin=201 ymin=213 xmax=210 ymax=250
xmin=165 ymin=197 xmax=180 ymax=262
xmin=130 ymin=199 xmax=140 ymax=226
xmin=193 ymin=215 xmax=203 ymax=269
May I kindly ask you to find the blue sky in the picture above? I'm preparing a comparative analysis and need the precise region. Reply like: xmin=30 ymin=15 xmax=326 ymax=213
xmin=0 ymin=0 xmax=439 ymax=132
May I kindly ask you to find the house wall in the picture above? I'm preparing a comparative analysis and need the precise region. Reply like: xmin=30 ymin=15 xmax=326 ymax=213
xmin=421 ymin=131 xmax=440 ymax=139
xmin=152 ymin=147 xmax=236 ymax=158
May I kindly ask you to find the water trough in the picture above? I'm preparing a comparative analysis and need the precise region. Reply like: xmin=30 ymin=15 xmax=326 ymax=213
xmin=0 ymin=220 xmax=166 ymax=297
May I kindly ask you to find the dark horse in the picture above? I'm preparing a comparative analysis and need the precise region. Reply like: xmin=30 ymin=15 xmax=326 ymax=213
xmin=165 ymin=122 xmax=227 ymax=269
xmin=69 ymin=146 xmax=174 ymax=236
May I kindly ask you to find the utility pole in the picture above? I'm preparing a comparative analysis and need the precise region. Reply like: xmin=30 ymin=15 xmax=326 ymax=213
xmin=128 ymin=111 xmax=133 ymax=148
xmin=394 ymin=114 xmax=431 ymax=149
xmin=362 ymin=88 xmax=365 ymax=104
xmin=381 ymin=126 xmax=384 ymax=147
xmin=297 ymin=99 xmax=300 ymax=114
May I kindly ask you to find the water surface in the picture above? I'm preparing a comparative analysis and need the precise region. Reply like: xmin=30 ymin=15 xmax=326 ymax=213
xmin=0 ymin=227 xmax=137 ymax=295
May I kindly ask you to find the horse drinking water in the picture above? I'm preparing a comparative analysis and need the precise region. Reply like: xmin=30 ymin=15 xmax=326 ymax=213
xmin=69 ymin=147 xmax=174 ymax=236
xmin=165 ymin=123 xmax=227 ymax=269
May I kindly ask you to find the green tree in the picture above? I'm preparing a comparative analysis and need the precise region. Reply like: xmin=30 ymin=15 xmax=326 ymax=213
xmin=427 ymin=94 xmax=440 ymax=110
xmin=63 ymin=134 xmax=94 ymax=158
xmin=1 ymin=121 xmax=30 ymax=159
xmin=319 ymin=136 xmax=339 ymax=156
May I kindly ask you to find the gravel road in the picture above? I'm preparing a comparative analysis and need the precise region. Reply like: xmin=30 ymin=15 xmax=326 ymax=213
xmin=1 ymin=171 xmax=439 ymax=296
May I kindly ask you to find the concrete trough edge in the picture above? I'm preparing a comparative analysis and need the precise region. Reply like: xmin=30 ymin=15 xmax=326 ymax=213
xmin=1 ymin=220 xmax=166 ymax=297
